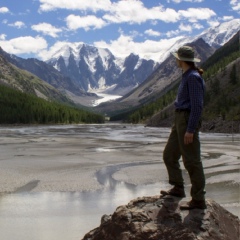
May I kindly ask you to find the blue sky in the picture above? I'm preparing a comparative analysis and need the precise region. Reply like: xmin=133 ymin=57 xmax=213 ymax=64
xmin=0 ymin=0 xmax=239 ymax=61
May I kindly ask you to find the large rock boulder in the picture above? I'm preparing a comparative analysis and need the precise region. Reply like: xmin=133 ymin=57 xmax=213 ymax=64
xmin=82 ymin=196 xmax=239 ymax=240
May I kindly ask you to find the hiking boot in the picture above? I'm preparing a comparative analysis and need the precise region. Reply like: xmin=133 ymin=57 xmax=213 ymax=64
xmin=160 ymin=186 xmax=186 ymax=198
xmin=180 ymin=199 xmax=207 ymax=210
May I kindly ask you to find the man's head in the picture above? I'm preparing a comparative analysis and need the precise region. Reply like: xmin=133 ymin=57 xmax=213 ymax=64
xmin=172 ymin=46 xmax=201 ymax=63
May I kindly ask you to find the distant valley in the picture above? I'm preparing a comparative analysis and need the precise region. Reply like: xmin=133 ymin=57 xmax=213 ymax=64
xmin=1 ymin=19 xmax=239 ymax=109
xmin=0 ymin=19 xmax=239 ymax=130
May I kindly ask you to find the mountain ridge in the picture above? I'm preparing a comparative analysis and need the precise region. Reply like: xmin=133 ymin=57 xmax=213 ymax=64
xmin=0 ymin=49 xmax=74 ymax=104
xmin=95 ymin=37 xmax=215 ymax=115
xmin=47 ymin=43 xmax=158 ymax=95
xmin=45 ymin=19 xmax=239 ymax=96
xmin=0 ymin=19 xmax=239 ymax=108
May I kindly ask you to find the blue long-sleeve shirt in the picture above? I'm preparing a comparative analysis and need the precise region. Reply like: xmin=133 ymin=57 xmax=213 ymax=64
xmin=174 ymin=68 xmax=205 ymax=133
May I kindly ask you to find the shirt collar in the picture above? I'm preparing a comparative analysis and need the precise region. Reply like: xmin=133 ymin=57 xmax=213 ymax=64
xmin=182 ymin=68 xmax=193 ymax=77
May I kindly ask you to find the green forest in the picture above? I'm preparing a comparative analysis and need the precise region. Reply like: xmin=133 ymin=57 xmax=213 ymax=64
xmin=0 ymin=84 xmax=104 ymax=124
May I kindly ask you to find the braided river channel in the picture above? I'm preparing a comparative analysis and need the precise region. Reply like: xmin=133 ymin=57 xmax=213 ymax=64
xmin=0 ymin=124 xmax=239 ymax=240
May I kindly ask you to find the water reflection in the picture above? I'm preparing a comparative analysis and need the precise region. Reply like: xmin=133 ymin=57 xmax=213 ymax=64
xmin=0 ymin=124 xmax=239 ymax=240
xmin=0 ymin=183 xmax=163 ymax=240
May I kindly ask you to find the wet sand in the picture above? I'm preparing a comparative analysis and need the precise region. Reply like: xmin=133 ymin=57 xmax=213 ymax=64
xmin=0 ymin=124 xmax=239 ymax=240
xmin=0 ymin=124 xmax=169 ymax=193
xmin=0 ymin=124 xmax=239 ymax=193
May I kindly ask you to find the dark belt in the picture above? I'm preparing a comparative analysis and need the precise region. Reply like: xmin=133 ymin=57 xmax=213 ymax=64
xmin=175 ymin=108 xmax=190 ymax=112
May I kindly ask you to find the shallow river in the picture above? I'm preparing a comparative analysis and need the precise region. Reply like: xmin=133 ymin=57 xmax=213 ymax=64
xmin=0 ymin=124 xmax=239 ymax=240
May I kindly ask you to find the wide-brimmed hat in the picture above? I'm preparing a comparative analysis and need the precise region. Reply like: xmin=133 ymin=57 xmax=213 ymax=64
xmin=172 ymin=46 xmax=201 ymax=62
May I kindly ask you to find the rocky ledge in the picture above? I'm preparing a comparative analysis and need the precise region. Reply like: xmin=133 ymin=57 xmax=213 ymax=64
xmin=82 ymin=196 xmax=239 ymax=240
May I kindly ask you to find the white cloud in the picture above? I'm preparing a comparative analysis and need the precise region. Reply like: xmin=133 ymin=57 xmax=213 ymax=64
xmin=103 ymin=2 xmax=179 ymax=24
xmin=145 ymin=29 xmax=161 ymax=37
xmin=65 ymin=14 xmax=107 ymax=30
xmin=167 ymin=21 xmax=203 ymax=37
xmin=207 ymin=20 xmax=220 ymax=27
xmin=129 ymin=30 xmax=142 ymax=38
xmin=94 ymin=33 xmax=184 ymax=61
xmin=32 ymin=23 xmax=62 ymax=38
xmin=179 ymin=8 xmax=216 ymax=22
xmin=39 ymin=0 xmax=111 ymax=12
xmin=0 ymin=7 xmax=9 ymax=13
xmin=8 ymin=21 xmax=25 ymax=29
xmin=40 ymin=0 xmax=216 ymax=28
xmin=179 ymin=23 xmax=192 ymax=32
xmin=0 ymin=36 xmax=48 ymax=55
xmin=222 ymin=16 xmax=234 ymax=21
xmin=40 ymin=0 xmax=180 ymax=24
xmin=230 ymin=0 xmax=240 ymax=13
xmin=166 ymin=29 xmax=180 ymax=38
xmin=168 ymin=0 xmax=204 ymax=3
xmin=0 ymin=34 xmax=7 ymax=40
xmin=192 ymin=23 xmax=204 ymax=29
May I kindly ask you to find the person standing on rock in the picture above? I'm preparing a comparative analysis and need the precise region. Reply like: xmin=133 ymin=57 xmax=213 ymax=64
xmin=160 ymin=45 xmax=207 ymax=210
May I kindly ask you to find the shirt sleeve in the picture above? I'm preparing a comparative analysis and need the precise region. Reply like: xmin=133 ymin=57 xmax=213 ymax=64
xmin=187 ymin=74 xmax=204 ymax=133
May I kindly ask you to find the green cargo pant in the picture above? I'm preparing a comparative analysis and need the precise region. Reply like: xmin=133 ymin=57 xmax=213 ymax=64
xmin=163 ymin=111 xmax=206 ymax=201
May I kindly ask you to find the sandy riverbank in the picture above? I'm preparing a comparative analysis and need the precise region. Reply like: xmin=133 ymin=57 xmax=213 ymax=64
xmin=0 ymin=124 xmax=167 ymax=193
xmin=0 ymin=124 xmax=239 ymax=194
xmin=0 ymin=124 xmax=239 ymax=240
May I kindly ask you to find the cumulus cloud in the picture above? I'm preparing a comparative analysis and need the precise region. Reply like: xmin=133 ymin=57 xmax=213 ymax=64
xmin=103 ymin=1 xmax=179 ymax=24
xmin=145 ymin=29 xmax=161 ymax=37
xmin=39 ymin=0 xmax=111 ymax=12
xmin=230 ymin=0 xmax=240 ymax=12
xmin=192 ymin=23 xmax=204 ymax=29
xmin=0 ymin=7 xmax=9 ymax=13
xmin=32 ymin=23 xmax=62 ymax=38
xmin=207 ymin=20 xmax=220 ymax=27
xmin=0 ymin=36 xmax=48 ymax=55
xmin=94 ymin=33 xmax=184 ymax=61
xmin=40 ymin=0 xmax=214 ymax=26
xmin=166 ymin=29 xmax=180 ymax=38
xmin=2 ymin=0 xmax=232 ymax=61
xmin=0 ymin=34 xmax=7 ymax=40
xmin=40 ymin=0 xmax=216 ymax=29
xmin=179 ymin=23 xmax=192 ymax=32
xmin=222 ymin=16 xmax=234 ymax=21
xmin=65 ymin=14 xmax=107 ymax=30
xmin=179 ymin=8 xmax=216 ymax=22
xmin=178 ymin=22 xmax=203 ymax=33
xmin=168 ymin=0 xmax=204 ymax=3
xmin=8 ymin=21 xmax=25 ymax=29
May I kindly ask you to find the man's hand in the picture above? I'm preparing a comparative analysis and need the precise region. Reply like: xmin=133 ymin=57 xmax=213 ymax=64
xmin=184 ymin=132 xmax=194 ymax=145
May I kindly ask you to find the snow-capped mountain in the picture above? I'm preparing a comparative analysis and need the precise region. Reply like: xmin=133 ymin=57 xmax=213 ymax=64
xmin=47 ymin=19 xmax=239 ymax=100
xmin=154 ymin=19 xmax=240 ymax=63
xmin=1 ymin=19 xmax=238 ymax=107
xmin=195 ymin=19 xmax=240 ymax=47
xmin=47 ymin=44 xmax=157 ymax=95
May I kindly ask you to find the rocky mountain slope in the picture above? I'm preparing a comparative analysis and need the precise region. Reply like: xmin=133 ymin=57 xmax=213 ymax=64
xmin=0 ymin=19 xmax=239 ymax=109
xmin=46 ymin=19 xmax=239 ymax=98
xmin=82 ymin=195 xmax=240 ymax=240
xmin=47 ymin=44 xmax=158 ymax=95
xmin=146 ymin=31 xmax=240 ymax=133
xmin=0 ymin=48 xmax=92 ymax=96
xmin=96 ymin=38 xmax=215 ymax=115
xmin=0 ymin=51 xmax=73 ymax=104
xmin=194 ymin=19 xmax=240 ymax=48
